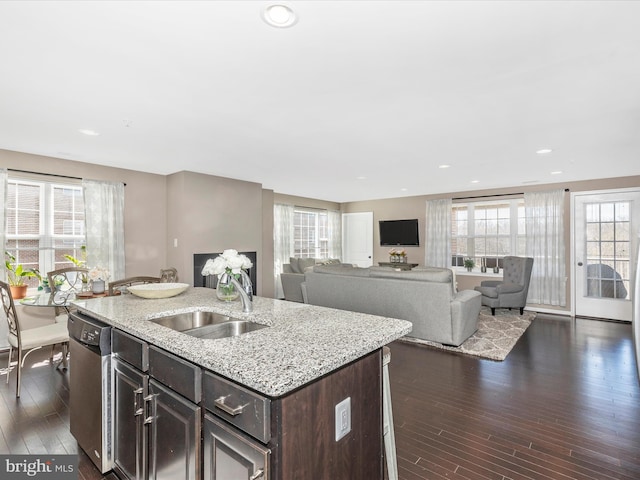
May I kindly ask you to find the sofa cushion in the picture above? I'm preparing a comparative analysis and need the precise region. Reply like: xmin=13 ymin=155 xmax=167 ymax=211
xmin=297 ymin=258 xmax=317 ymax=272
xmin=312 ymin=264 xmax=369 ymax=276
xmin=289 ymin=257 xmax=301 ymax=273
xmin=282 ymin=263 xmax=294 ymax=274
xmin=369 ymin=268 xmax=452 ymax=283
xmin=316 ymin=258 xmax=341 ymax=265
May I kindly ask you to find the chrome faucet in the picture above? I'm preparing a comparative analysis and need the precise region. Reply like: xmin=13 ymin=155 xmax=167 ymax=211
xmin=218 ymin=270 xmax=253 ymax=312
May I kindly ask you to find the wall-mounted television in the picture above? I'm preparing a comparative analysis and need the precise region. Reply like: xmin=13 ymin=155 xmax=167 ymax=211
xmin=379 ymin=219 xmax=420 ymax=246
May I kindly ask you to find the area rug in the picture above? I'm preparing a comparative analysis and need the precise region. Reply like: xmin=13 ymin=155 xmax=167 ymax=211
xmin=399 ymin=307 xmax=537 ymax=361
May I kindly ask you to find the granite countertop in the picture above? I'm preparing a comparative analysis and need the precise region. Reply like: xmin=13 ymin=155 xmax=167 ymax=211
xmin=73 ymin=287 xmax=412 ymax=398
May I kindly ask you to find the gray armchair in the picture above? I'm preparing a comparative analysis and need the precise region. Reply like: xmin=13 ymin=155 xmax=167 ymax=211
xmin=474 ymin=256 xmax=534 ymax=315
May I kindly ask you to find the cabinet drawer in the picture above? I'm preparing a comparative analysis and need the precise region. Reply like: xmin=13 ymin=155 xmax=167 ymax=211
xmin=112 ymin=329 xmax=149 ymax=371
xmin=203 ymin=371 xmax=271 ymax=444
xmin=149 ymin=346 xmax=202 ymax=403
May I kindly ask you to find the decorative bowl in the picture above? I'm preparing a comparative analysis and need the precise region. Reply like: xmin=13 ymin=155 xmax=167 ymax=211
xmin=127 ymin=282 xmax=190 ymax=299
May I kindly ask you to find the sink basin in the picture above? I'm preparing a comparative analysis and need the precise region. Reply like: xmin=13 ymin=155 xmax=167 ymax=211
xmin=182 ymin=321 xmax=268 ymax=340
xmin=148 ymin=311 xmax=268 ymax=339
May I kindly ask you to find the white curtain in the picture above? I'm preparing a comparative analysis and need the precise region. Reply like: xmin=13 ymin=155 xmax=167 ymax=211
xmin=273 ymin=203 xmax=294 ymax=298
xmin=525 ymin=189 xmax=566 ymax=306
xmin=83 ymin=179 xmax=126 ymax=281
xmin=425 ymin=198 xmax=452 ymax=268
xmin=328 ymin=210 xmax=342 ymax=260
xmin=0 ymin=168 xmax=7 ymax=282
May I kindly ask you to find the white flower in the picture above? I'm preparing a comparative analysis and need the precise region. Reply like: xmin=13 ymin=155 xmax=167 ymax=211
xmin=201 ymin=250 xmax=253 ymax=276
xmin=88 ymin=266 xmax=110 ymax=281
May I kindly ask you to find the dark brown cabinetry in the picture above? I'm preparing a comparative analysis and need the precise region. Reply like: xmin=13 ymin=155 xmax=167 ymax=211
xmin=112 ymin=330 xmax=202 ymax=480
xmin=111 ymin=326 xmax=383 ymax=480
xmin=203 ymin=349 xmax=383 ymax=480
xmin=272 ymin=349 xmax=383 ymax=480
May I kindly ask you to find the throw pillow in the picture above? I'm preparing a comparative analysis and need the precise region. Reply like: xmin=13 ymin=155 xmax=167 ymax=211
xmin=289 ymin=257 xmax=301 ymax=274
xmin=297 ymin=258 xmax=316 ymax=272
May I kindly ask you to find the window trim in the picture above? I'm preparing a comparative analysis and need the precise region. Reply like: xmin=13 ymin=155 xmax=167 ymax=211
xmin=6 ymin=176 xmax=86 ymax=290
xmin=451 ymin=198 xmax=525 ymax=268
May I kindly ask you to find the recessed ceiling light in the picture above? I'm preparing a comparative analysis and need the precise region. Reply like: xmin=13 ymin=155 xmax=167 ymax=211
xmin=470 ymin=180 xmax=480 ymax=184
xmin=438 ymin=164 xmax=451 ymax=169
xmin=262 ymin=4 xmax=298 ymax=28
xmin=550 ymin=170 xmax=563 ymax=175
xmin=536 ymin=148 xmax=553 ymax=154
xmin=356 ymin=176 xmax=367 ymax=180
xmin=400 ymin=188 xmax=408 ymax=192
xmin=78 ymin=129 xmax=100 ymax=136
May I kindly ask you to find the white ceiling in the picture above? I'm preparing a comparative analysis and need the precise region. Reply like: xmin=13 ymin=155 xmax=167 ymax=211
xmin=1 ymin=1 xmax=639 ymax=203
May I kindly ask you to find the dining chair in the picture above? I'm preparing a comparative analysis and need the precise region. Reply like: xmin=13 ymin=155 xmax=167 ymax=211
xmin=108 ymin=276 xmax=161 ymax=296
xmin=47 ymin=267 xmax=89 ymax=317
xmin=160 ymin=267 xmax=178 ymax=283
xmin=0 ymin=280 xmax=69 ymax=398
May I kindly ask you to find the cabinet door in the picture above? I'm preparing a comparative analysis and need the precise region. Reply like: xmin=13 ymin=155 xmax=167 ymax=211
xmin=148 ymin=379 xmax=201 ymax=480
xmin=113 ymin=358 xmax=148 ymax=480
xmin=203 ymin=414 xmax=270 ymax=480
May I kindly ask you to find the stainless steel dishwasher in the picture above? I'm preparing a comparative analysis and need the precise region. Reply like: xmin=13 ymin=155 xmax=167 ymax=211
xmin=68 ymin=311 xmax=113 ymax=473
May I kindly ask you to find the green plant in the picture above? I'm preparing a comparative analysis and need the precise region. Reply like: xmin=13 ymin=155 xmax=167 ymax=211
xmin=4 ymin=251 xmax=38 ymax=286
xmin=64 ymin=245 xmax=87 ymax=267
xmin=64 ymin=245 xmax=89 ymax=283
xmin=463 ymin=258 xmax=475 ymax=270
xmin=31 ymin=269 xmax=52 ymax=291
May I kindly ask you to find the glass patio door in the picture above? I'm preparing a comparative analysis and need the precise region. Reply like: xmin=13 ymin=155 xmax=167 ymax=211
xmin=573 ymin=190 xmax=640 ymax=321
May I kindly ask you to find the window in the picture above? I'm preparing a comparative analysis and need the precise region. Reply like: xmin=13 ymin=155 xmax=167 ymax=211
xmin=6 ymin=178 xmax=85 ymax=289
xmin=451 ymin=199 xmax=525 ymax=267
xmin=293 ymin=208 xmax=329 ymax=258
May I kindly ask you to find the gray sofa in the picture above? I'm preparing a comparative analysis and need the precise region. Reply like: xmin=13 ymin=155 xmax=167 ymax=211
xmin=280 ymin=257 xmax=343 ymax=302
xmin=301 ymin=265 xmax=481 ymax=346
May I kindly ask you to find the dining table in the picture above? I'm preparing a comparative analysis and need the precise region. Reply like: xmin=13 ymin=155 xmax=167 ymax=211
xmin=19 ymin=290 xmax=112 ymax=312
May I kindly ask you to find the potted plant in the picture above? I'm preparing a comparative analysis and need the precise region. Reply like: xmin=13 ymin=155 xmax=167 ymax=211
xmin=88 ymin=265 xmax=110 ymax=294
xmin=31 ymin=268 xmax=51 ymax=292
xmin=64 ymin=246 xmax=90 ymax=288
xmin=201 ymin=249 xmax=253 ymax=302
xmin=4 ymin=251 xmax=38 ymax=299
xmin=463 ymin=258 xmax=476 ymax=272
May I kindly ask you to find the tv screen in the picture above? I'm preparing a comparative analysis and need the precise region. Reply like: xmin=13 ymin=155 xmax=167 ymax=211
xmin=379 ymin=219 xmax=420 ymax=246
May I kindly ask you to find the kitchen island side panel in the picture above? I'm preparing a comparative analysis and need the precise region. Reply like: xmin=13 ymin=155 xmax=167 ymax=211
xmin=273 ymin=349 xmax=383 ymax=480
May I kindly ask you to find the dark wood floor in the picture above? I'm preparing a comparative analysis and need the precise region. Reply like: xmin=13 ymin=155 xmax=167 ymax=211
xmin=390 ymin=314 xmax=640 ymax=480
xmin=1 ymin=313 xmax=639 ymax=480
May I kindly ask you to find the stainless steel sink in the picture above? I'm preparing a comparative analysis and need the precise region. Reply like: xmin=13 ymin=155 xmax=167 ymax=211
xmin=182 ymin=321 xmax=268 ymax=340
xmin=148 ymin=311 xmax=268 ymax=339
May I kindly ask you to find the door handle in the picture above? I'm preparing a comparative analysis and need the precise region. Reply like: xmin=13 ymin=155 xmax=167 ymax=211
xmin=134 ymin=387 xmax=144 ymax=416
xmin=577 ymin=262 xmax=583 ymax=266
xmin=250 ymin=468 xmax=264 ymax=480
xmin=144 ymin=394 xmax=156 ymax=424
xmin=214 ymin=395 xmax=247 ymax=416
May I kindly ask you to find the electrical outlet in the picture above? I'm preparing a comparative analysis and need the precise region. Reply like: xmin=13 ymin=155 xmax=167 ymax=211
xmin=335 ymin=397 xmax=351 ymax=441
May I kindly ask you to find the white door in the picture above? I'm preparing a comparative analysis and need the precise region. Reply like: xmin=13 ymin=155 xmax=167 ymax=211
xmin=573 ymin=189 xmax=640 ymax=321
xmin=342 ymin=212 xmax=373 ymax=267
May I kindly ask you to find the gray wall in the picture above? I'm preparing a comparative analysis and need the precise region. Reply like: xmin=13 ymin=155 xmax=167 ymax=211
xmin=341 ymin=175 xmax=640 ymax=312
xmin=165 ymin=171 xmax=265 ymax=294
xmin=1 ymin=149 xmax=167 ymax=277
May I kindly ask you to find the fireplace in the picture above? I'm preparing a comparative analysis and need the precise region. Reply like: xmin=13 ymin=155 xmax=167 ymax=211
xmin=193 ymin=251 xmax=257 ymax=295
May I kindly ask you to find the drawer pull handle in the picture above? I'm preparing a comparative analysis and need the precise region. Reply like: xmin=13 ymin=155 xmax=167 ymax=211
xmin=250 ymin=468 xmax=264 ymax=480
xmin=214 ymin=395 xmax=247 ymax=416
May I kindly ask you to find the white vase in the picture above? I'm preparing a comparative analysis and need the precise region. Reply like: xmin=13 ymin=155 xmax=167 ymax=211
xmin=92 ymin=280 xmax=105 ymax=294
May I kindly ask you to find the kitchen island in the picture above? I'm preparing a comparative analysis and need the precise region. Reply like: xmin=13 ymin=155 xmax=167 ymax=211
xmin=72 ymin=287 xmax=412 ymax=480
